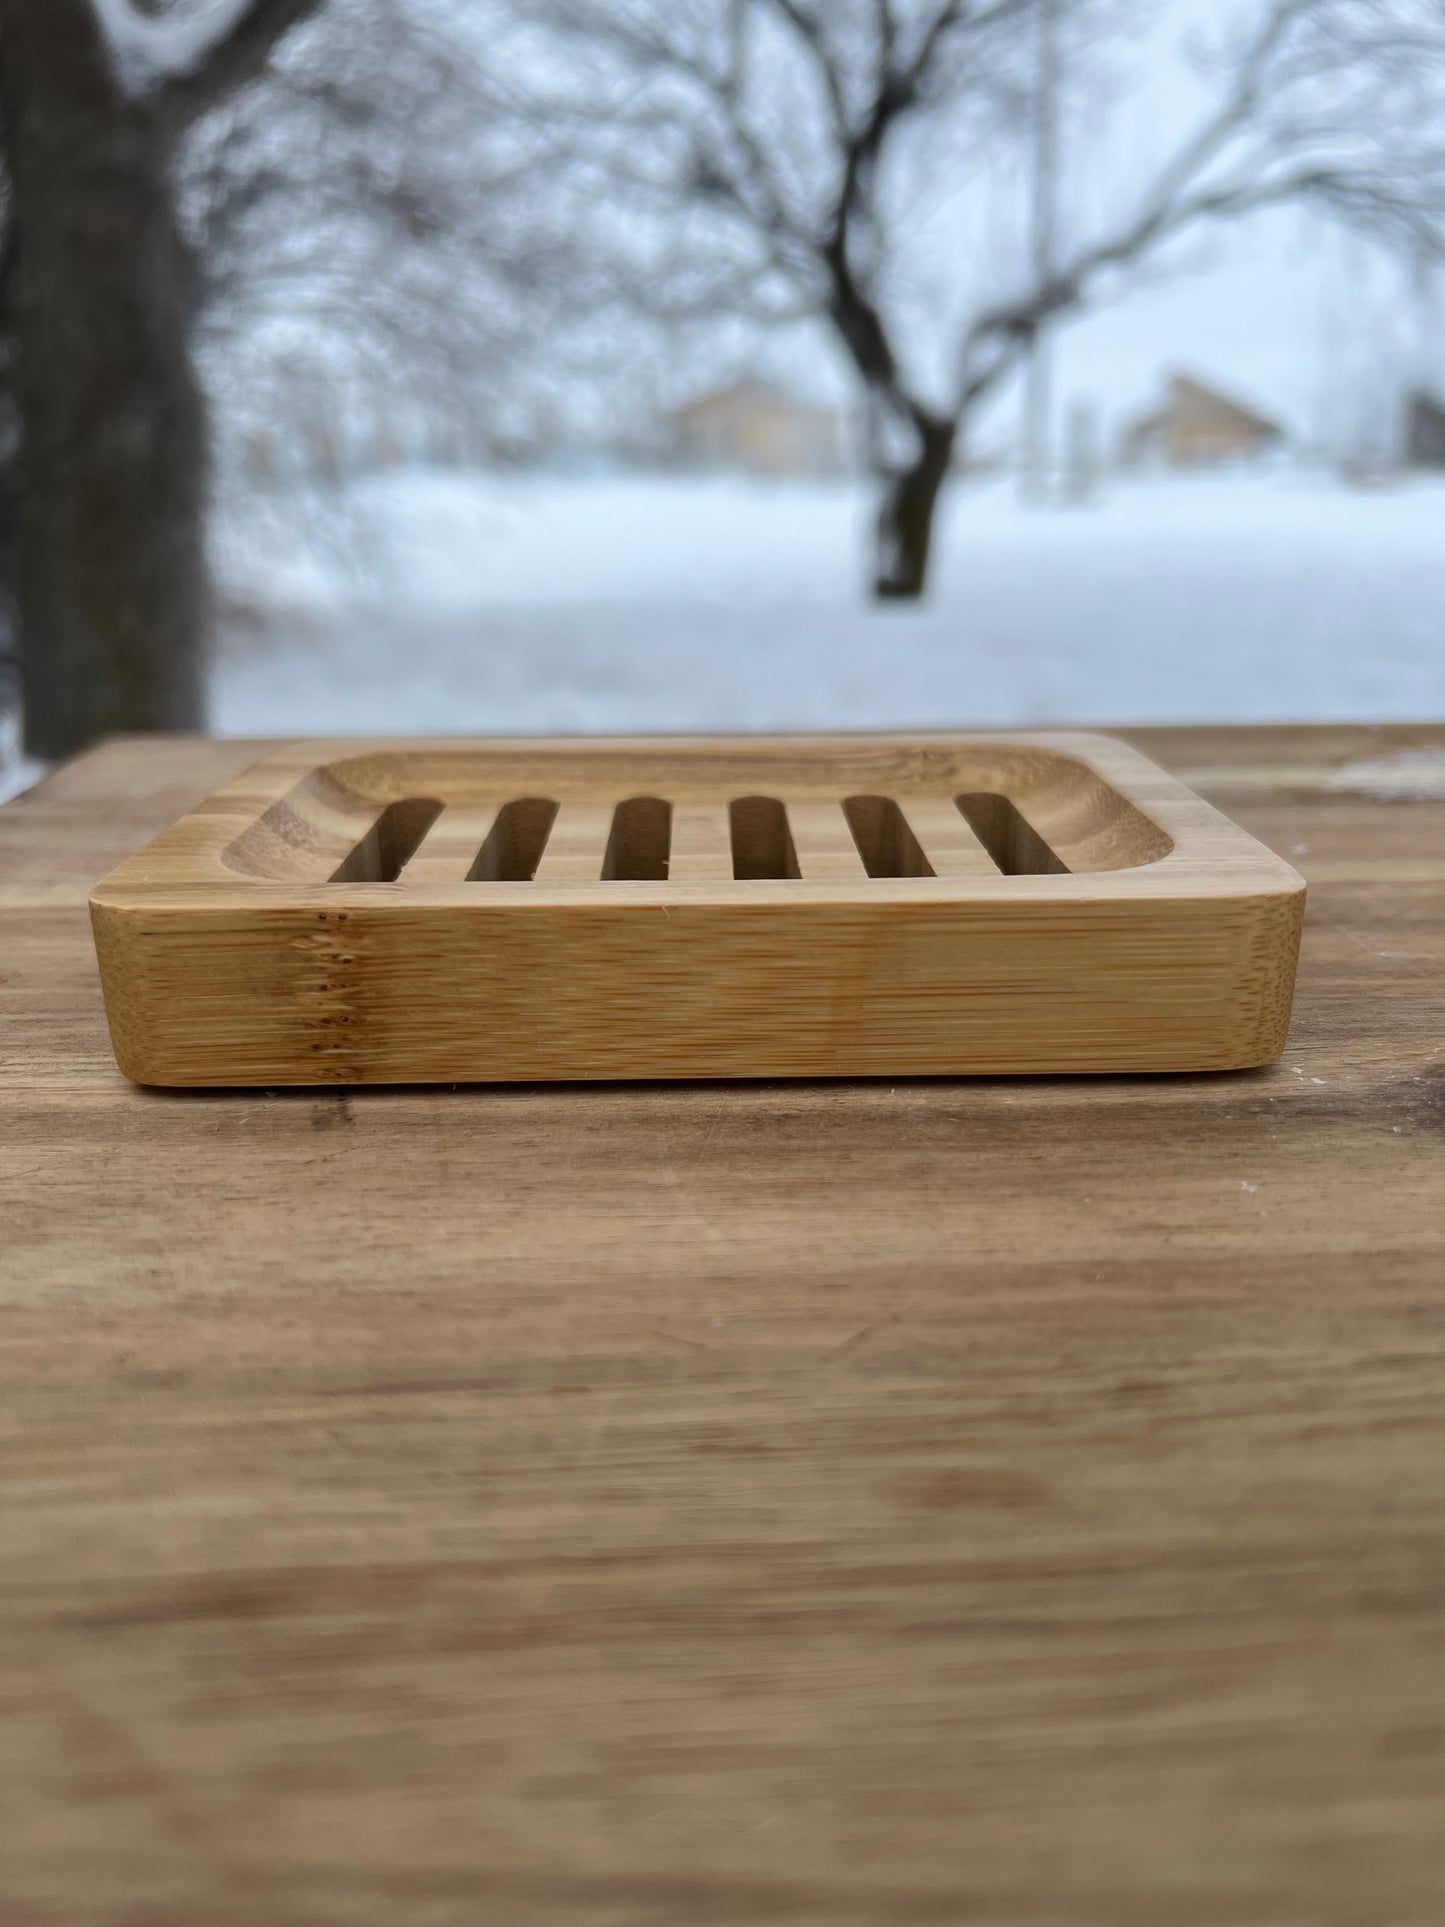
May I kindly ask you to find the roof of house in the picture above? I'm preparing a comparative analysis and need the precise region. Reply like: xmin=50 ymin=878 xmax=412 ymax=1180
xmin=666 ymin=378 xmax=839 ymax=425
xmin=1126 ymin=372 xmax=1283 ymax=442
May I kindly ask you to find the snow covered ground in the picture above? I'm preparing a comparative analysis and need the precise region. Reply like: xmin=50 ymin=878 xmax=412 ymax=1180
xmin=0 ymin=714 xmax=42 ymax=805
xmin=213 ymin=467 xmax=1445 ymax=737
xmin=2 ymin=466 xmax=1440 ymax=803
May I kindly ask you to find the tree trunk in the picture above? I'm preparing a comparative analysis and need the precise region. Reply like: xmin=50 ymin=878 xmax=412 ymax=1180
xmin=873 ymin=418 xmax=956 ymax=601
xmin=0 ymin=0 xmax=208 ymax=760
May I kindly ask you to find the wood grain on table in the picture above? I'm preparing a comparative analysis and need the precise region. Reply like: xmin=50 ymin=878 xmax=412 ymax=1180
xmin=2 ymin=726 xmax=1443 ymax=1927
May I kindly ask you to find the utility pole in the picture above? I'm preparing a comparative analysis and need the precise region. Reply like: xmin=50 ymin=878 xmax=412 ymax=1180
xmin=1022 ymin=0 xmax=1060 ymax=503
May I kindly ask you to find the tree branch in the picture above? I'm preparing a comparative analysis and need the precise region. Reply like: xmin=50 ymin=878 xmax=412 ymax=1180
xmin=91 ymin=0 xmax=252 ymax=94
xmin=1124 ymin=0 xmax=1312 ymax=227
xmin=755 ymin=0 xmax=850 ymax=137
xmin=903 ymin=0 xmax=971 ymax=88
xmin=903 ymin=0 xmax=1031 ymax=93
xmin=157 ymin=0 xmax=324 ymax=130
xmin=953 ymin=157 xmax=1380 ymax=415
xmin=810 ymin=2 xmax=995 ymax=438
xmin=945 ymin=0 xmax=1338 ymax=413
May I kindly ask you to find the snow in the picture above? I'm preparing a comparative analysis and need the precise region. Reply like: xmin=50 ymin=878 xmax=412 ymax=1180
xmin=4 ymin=465 xmax=1439 ymax=803
xmin=90 ymin=0 xmax=253 ymax=95
xmin=211 ymin=468 xmax=1445 ymax=736
xmin=0 ymin=713 xmax=42 ymax=805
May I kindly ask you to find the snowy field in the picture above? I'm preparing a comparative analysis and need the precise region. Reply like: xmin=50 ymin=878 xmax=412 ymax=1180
xmin=2 ymin=467 xmax=1441 ymax=803
xmin=213 ymin=468 xmax=1445 ymax=737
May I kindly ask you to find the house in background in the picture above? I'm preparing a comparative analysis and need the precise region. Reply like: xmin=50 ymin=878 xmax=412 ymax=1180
xmin=1403 ymin=389 xmax=1445 ymax=469
xmin=1121 ymin=373 xmax=1284 ymax=470
xmin=663 ymin=378 xmax=845 ymax=478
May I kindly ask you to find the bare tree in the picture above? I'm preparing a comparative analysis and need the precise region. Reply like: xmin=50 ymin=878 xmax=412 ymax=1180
xmin=186 ymin=0 xmax=582 ymax=478
xmin=0 ymin=0 xmax=322 ymax=759
xmin=516 ymin=0 xmax=1445 ymax=598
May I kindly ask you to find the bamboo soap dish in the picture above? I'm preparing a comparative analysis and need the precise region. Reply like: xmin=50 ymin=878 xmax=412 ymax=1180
xmin=90 ymin=733 xmax=1305 ymax=1086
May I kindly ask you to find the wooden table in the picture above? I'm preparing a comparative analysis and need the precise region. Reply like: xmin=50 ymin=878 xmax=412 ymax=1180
xmin=2 ymin=726 xmax=1443 ymax=1927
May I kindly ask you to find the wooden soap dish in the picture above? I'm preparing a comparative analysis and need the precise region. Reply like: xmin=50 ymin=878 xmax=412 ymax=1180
xmin=90 ymin=733 xmax=1304 ymax=1085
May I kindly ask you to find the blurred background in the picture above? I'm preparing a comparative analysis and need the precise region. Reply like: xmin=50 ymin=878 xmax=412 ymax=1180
xmin=1 ymin=0 xmax=1443 ymax=796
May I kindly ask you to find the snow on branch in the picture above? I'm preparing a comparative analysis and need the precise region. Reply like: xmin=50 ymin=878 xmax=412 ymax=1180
xmin=91 ymin=0 xmax=258 ymax=97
